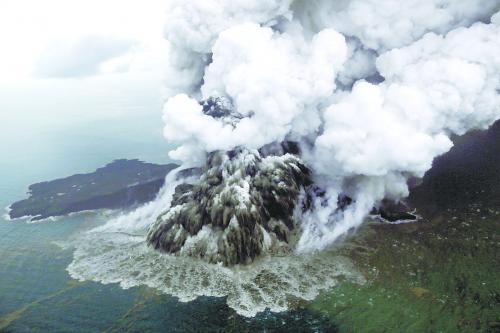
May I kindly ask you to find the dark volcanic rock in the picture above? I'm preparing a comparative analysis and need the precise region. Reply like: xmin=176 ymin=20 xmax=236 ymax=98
xmin=368 ymin=120 xmax=500 ymax=221
xmin=201 ymin=96 xmax=245 ymax=127
xmin=9 ymin=159 xmax=178 ymax=221
xmin=147 ymin=147 xmax=312 ymax=266
xmin=374 ymin=200 xmax=418 ymax=222
xmin=410 ymin=119 xmax=500 ymax=213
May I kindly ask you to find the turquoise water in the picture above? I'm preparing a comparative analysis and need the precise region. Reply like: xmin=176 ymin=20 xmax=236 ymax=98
xmin=0 ymin=81 xmax=337 ymax=332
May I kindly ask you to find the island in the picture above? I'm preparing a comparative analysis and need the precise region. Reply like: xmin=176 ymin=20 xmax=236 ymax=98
xmin=8 ymin=159 xmax=178 ymax=221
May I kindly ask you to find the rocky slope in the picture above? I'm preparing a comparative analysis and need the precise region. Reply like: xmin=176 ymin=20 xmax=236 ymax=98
xmin=147 ymin=145 xmax=313 ymax=266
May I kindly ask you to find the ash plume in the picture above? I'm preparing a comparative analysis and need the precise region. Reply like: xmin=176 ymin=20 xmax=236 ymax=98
xmin=152 ymin=0 xmax=500 ymax=262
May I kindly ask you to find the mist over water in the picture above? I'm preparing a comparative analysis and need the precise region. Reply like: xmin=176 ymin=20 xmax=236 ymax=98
xmin=0 ymin=74 xmax=174 ymax=190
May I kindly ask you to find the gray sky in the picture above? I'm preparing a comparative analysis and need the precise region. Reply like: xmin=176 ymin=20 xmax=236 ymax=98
xmin=0 ymin=0 xmax=176 ymax=170
xmin=0 ymin=0 xmax=170 ymax=132
xmin=0 ymin=0 xmax=169 ymax=80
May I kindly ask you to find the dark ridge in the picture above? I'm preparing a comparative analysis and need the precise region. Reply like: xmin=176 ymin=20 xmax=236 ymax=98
xmin=9 ymin=159 xmax=178 ymax=221
xmin=201 ymin=96 xmax=245 ymax=127
xmin=410 ymin=119 xmax=500 ymax=214
xmin=202 ymin=96 xmax=234 ymax=118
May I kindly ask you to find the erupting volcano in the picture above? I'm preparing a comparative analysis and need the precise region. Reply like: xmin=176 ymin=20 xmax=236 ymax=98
xmin=145 ymin=0 xmax=500 ymax=264
xmin=68 ymin=0 xmax=500 ymax=318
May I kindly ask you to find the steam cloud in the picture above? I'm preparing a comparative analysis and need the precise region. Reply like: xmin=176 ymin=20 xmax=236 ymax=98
xmin=161 ymin=0 xmax=500 ymax=252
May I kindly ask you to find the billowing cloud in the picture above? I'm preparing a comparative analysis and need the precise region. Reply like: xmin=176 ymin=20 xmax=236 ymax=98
xmin=292 ymin=0 xmax=500 ymax=51
xmin=159 ymin=1 xmax=500 ymax=252
xmin=163 ymin=23 xmax=347 ymax=161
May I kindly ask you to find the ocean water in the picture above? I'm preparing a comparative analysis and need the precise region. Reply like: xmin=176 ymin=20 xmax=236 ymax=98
xmin=0 ymin=77 xmax=347 ymax=332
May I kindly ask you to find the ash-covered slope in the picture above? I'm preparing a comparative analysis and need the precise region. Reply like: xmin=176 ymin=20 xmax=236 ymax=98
xmin=147 ymin=145 xmax=312 ymax=266
xmin=9 ymin=159 xmax=178 ymax=221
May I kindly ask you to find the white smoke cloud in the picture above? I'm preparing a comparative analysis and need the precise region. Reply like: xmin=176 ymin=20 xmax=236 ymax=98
xmin=162 ymin=0 xmax=294 ymax=96
xmin=164 ymin=23 xmax=347 ymax=161
xmin=164 ymin=0 xmax=293 ymax=53
xmin=292 ymin=0 xmax=500 ymax=51
xmin=300 ymin=19 xmax=500 ymax=250
xmin=160 ymin=0 xmax=500 ymax=251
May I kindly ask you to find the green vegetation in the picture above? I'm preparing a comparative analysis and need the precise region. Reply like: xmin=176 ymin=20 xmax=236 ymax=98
xmin=310 ymin=206 xmax=500 ymax=332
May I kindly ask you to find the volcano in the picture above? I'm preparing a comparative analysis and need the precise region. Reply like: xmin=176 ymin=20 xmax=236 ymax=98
xmin=147 ymin=144 xmax=313 ymax=266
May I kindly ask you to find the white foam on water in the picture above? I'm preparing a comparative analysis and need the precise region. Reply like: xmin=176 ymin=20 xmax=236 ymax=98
xmin=66 ymin=170 xmax=365 ymax=317
xmin=3 ymin=204 xmax=36 ymax=222
xmin=67 ymin=229 xmax=364 ymax=317
xmin=3 ymin=205 xmax=12 ymax=221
